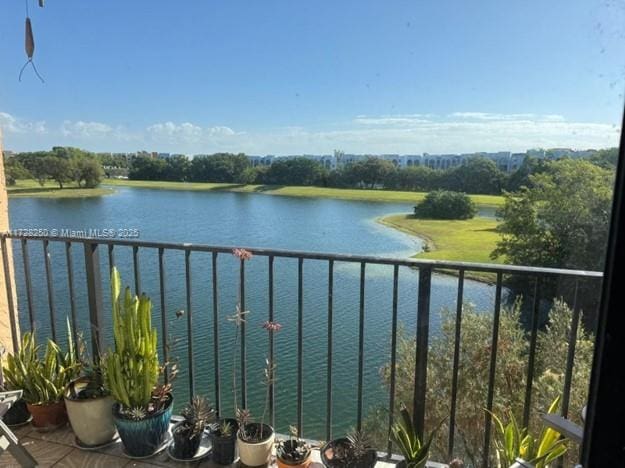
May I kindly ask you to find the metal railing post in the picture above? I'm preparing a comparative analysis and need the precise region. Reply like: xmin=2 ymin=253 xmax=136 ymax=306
xmin=84 ymin=242 xmax=104 ymax=360
xmin=413 ymin=266 xmax=432 ymax=440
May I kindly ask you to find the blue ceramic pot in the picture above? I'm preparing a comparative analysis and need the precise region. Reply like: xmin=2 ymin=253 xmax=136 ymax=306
xmin=112 ymin=394 xmax=173 ymax=457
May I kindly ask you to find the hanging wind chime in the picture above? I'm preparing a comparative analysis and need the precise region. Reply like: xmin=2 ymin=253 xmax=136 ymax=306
xmin=19 ymin=0 xmax=45 ymax=82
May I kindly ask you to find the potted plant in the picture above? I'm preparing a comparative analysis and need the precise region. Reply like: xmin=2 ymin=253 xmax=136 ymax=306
xmin=389 ymin=404 xmax=443 ymax=468
xmin=276 ymin=425 xmax=312 ymax=468
xmin=0 ymin=386 xmax=31 ymax=427
xmin=103 ymin=267 xmax=174 ymax=458
xmin=227 ymin=248 xmax=276 ymax=466
xmin=3 ymin=326 xmax=79 ymax=431
xmin=0 ymin=346 xmax=30 ymax=427
xmin=321 ymin=430 xmax=377 ymax=468
xmin=236 ymin=406 xmax=275 ymax=467
xmin=65 ymin=361 xmax=117 ymax=447
xmin=486 ymin=397 xmax=568 ymax=468
xmin=171 ymin=396 xmax=215 ymax=460
xmin=207 ymin=418 xmax=239 ymax=465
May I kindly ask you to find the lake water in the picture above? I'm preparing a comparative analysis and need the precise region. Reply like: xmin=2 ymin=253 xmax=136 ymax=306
xmin=8 ymin=187 xmax=501 ymax=438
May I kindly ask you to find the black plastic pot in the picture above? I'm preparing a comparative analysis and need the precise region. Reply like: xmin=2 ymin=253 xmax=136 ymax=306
xmin=172 ymin=421 xmax=202 ymax=460
xmin=207 ymin=418 xmax=238 ymax=465
xmin=2 ymin=399 xmax=31 ymax=426
xmin=320 ymin=438 xmax=377 ymax=468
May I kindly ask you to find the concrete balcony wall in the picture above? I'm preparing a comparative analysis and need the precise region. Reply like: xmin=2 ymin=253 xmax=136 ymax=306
xmin=0 ymin=130 xmax=19 ymax=353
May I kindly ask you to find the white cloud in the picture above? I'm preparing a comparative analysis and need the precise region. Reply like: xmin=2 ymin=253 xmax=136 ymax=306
xmin=354 ymin=114 xmax=433 ymax=126
xmin=0 ymin=112 xmax=46 ymax=134
xmin=232 ymin=114 xmax=619 ymax=154
xmin=146 ymin=122 xmax=236 ymax=145
xmin=449 ymin=112 xmax=565 ymax=122
xmin=0 ymin=111 xmax=620 ymax=155
xmin=61 ymin=120 xmax=114 ymax=138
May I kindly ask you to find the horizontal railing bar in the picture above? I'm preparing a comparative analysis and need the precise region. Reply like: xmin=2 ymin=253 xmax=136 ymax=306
xmin=0 ymin=233 xmax=603 ymax=279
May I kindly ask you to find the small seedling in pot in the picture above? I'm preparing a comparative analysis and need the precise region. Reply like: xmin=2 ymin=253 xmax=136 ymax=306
xmin=276 ymin=425 xmax=312 ymax=468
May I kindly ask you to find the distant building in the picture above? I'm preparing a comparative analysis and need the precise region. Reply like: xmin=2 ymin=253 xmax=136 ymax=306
xmin=509 ymin=153 xmax=526 ymax=171
xmin=126 ymin=147 xmax=604 ymax=173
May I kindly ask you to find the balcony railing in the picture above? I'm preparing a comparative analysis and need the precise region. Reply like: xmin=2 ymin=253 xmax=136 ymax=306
xmin=0 ymin=233 xmax=603 ymax=465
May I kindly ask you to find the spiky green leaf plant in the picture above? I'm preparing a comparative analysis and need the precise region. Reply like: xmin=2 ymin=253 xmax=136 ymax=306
xmin=486 ymin=397 xmax=568 ymax=468
xmin=3 ymin=319 xmax=80 ymax=405
xmin=390 ymin=405 xmax=443 ymax=468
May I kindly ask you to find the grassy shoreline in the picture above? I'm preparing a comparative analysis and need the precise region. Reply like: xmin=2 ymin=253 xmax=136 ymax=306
xmin=8 ymin=180 xmax=115 ymax=198
xmin=8 ymin=178 xmax=506 ymax=207
xmin=104 ymin=178 xmax=505 ymax=207
xmin=378 ymin=213 xmax=503 ymax=282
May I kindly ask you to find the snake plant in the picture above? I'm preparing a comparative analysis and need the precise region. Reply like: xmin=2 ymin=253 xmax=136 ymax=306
xmin=3 ymin=319 xmax=80 ymax=405
xmin=390 ymin=405 xmax=443 ymax=468
xmin=103 ymin=267 xmax=160 ymax=410
xmin=486 ymin=397 xmax=568 ymax=468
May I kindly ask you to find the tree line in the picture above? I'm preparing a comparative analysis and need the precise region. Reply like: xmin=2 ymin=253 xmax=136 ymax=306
xmin=5 ymin=147 xmax=105 ymax=188
xmin=126 ymin=148 xmax=618 ymax=196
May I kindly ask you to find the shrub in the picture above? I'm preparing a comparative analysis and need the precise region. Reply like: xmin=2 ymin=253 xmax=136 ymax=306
xmin=414 ymin=190 xmax=477 ymax=220
xmin=365 ymin=299 xmax=593 ymax=467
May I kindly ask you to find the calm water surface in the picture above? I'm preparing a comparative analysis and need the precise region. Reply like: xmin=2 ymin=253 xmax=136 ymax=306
xmin=8 ymin=188 xmax=501 ymax=438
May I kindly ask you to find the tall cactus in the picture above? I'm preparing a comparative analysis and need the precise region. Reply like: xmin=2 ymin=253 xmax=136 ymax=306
xmin=104 ymin=267 xmax=159 ymax=409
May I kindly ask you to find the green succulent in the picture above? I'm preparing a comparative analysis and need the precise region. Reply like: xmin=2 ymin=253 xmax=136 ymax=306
xmin=219 ymin=420 xmax=233 ymax=437
xmin=347 ymin=430 xmax=372 ymax=459
xmin=276 ymin=425 xmax=310 ymax=464
xmin=3 ymin=319 xmax=80 ymax=405
xmin=180 ymin=396 xmax=215 ymax=438
xmin=103 ymin=267 xmax=160 ymax=410
xmin=487 ymin=397 xmax=567 ymax=468
xmin=390 ymin=405 xmax=442 ymax=468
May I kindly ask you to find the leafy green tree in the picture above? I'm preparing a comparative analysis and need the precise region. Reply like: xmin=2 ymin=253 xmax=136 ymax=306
xmin=505 ymin=156 xmax=551 ymax=192
xmin=365 ymin=300 xmax=592 ymax=467
xmin=384 ymin=165 xmax=437 ymax=191
xmin=74 ymin=158 xmax=104 ymax=187
xmin=491 ymin=159 xmax=613 ymax=271
xmin=349 ymin=157 xmax=395 ymax=188
xmin=414 ymin=190 xmax=477 ymax=219
xmin=129 ymin=156 xmax=167 ymax=180
xmin=14 ymin=151 xmax=50 ymax=186
xmin=44 ymin=156 xmax=72 ymax=188
xmin=163 ymin=155 xmax=190 ymax=181
xmin=588 ymin=147 xmax=618 ymax=170
xmin=189 ymin=153 xmax=249 ymax=182
xmin=96 ymin=152 xmax=130 ymax=169
xmin=262 ymin=157 xmax=326 ymax=186
xmin=442 ymin=157 xmax=506 ymax=194
xmin=3 ymin=158 xmax=32 ymax=185
xmin=237 ymin=166 xmax=260 ymax=184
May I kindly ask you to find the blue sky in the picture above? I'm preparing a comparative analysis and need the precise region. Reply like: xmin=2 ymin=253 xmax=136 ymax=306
xmin=1 ymin=0 xmax=624 ymax=155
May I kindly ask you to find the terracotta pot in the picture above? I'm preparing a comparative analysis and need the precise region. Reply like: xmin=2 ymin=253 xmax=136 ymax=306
xmin=64 ymin=377 xmax=116 ymax=446
xmin=112 ymin=393 xmax=173 ymax=457
xmin=26 ymin=400 xmax=68 ymax=431
xmin=277 ymin=454 xmax=312 ymax=468
xmin=237 ymin=423 xmax=275 ymax=467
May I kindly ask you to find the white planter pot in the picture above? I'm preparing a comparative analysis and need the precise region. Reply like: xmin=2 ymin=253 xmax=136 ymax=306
xmin=237 ymin=423 xmax=275 ymax=467
xmin=65 ymin=378 xmax=116 ymax=447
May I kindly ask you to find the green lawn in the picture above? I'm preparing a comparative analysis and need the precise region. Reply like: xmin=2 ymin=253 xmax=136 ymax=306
xmin=104 ymin=178 xmax=505 ymax=207
xmin=8 ymin=180 xmax=114 ymax=198
xmin=379 ymin=214 xmax=503 ymax=265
